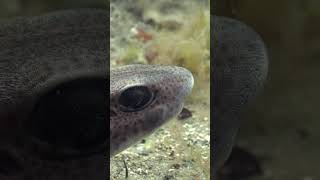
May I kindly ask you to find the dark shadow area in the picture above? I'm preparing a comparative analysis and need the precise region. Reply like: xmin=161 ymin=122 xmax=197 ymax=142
xmin=214 ymin=0 xmax=320 ymax=179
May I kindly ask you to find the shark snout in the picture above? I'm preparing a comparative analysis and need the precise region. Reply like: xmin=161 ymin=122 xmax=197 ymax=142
xmin=178 ymin=66 xmax=194 ymax=97
xmin=168 ymin=66 xmax=194 ymax=101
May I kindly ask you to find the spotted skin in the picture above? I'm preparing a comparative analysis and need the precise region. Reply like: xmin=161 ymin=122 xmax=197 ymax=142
xmin=0 ymin=9 xmax=107 ymax=180
xmin=110 ymin=65 xmax=194 ymax=157
xmin=212 ymin=16 xmax=268 ymax=170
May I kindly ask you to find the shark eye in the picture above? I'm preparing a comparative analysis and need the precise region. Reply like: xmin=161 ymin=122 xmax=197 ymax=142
xmin=119 ymin=86 xmax=154 ymax=112
xmin=27 ymin=78 xmax=107 ymax=159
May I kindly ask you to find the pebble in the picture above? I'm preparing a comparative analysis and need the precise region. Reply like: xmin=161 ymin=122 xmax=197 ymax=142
xmin=178 ymin=107 xmax=193 ymax=120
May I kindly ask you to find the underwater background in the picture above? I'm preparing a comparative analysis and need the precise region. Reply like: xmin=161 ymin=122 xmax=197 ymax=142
xmin=2 ymin=0 xmax=319 ymax=179
xmin=214 ymin=0 xmax=320 ymax=180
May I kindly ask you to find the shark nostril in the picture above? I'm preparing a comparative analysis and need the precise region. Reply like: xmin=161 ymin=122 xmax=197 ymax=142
xmin=0 ymin=149 xmax=23 ymax=175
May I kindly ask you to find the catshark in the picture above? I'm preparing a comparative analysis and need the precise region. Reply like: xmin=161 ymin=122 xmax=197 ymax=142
xmin=0 ymin=9 xmax=106 ymax=180
xmin=0 ymin=9 xmax=194 ymax=180
xmin=212 ymin=15 xmax=268 ymax=173
xmin=110 ymin=64 xmax=194 ymax=156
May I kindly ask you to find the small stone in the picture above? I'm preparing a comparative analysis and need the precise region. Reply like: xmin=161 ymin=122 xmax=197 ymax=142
xmin=172 ymin=163 xmax=180 ymax=169
xmin=204 ymin=135 xmax=210 ymax=141
xmin=163 ymin=175 xmax=174 ymax=180
xmin=178 ymin=108 xmax=192 ymax=120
